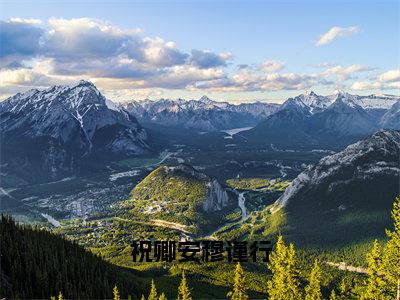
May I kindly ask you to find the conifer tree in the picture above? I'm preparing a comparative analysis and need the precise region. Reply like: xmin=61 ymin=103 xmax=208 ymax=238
xmin=58 ymin=291 xmax=64 ymax=300
xmin=339 ymin=278 xmax=350 ymax=298
xmin=329 ymin=290 xmax=338 ymax=300
xmin=159 ymin=292 xmax=167 ymax=300
xmin=141 ymin=294 xmax=146 ymax=300
xmin=148 ymin=279 xmax=158 ymax=300
xmin=113 ymin=285 xmax=120 ymax=300
xmin=305 ymin=260 xmax=323 ymax=300
xmin=382 ymin=197 xmax=400 ymax=300
xmin=363 ymin=240 xmax=387 ymax=299
xmin=228 ymin=263 xmax=248 ymax=300
xmin=267 ymin=235 xmax=302 ymax=300
xmin=286 ymin=243 xmax=302 ymax=298
xmin=177 ymin=271 xmax=192 ymax=300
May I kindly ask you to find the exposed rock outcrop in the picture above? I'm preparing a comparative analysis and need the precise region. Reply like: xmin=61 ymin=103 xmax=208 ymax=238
xmin=203 ymin=179 xmax=231 ymax=212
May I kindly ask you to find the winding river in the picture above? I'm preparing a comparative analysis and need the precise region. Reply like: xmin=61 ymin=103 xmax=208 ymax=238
xmin=238 ymin=192 xmax=246 ymax=221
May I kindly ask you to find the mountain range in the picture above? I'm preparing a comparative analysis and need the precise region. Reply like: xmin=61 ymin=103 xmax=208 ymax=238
xmin=244 ymin=91 xmax=399 ymax=149
xmin=124 ymin=96 xmax=280 ymax=131
xmin=1 ymin=80 xmax=399 ymax=181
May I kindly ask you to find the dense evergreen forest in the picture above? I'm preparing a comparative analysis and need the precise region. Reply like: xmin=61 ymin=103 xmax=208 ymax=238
xmin=0 ymin=215 xmax=144 ymax=299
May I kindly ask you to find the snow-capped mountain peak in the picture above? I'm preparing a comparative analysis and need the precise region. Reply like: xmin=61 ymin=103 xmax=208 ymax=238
xmin=199 ymin=95 xmax=213 ymax=103
xmin=0 ymin=81 xmax=149 ymax=180
xmin=288 ymin=91 xmax=333 ymax=114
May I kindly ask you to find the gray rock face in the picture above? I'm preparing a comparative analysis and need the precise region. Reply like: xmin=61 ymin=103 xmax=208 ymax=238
xmin=203 ymin=179 xmax=231 ymax=212
xmin=276 ymin=130 xmax=400 ymax=208
xmin=0 ymin=80 xmax=149 ymax=181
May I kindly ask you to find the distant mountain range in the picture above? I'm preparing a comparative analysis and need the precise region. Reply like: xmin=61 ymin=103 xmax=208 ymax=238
xmin=125 ymin=91 xmax=399 ymax=134
xmin=0 ymin=80 xmax=148 ymax=182
xmin=244 ymin=91 xmax=399 ymax=149
xmin=124 ymin=96 xmax=280 ymax=131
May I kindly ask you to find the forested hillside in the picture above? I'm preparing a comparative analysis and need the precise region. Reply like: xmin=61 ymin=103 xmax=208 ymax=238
xmin=0 ymin=215 xmax=144 ymax=299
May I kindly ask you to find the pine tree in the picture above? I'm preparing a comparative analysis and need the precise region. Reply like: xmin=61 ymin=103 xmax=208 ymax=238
xmin=329 ymin=290 xmax=338 ymax=300
xmin=58 ymin=291 xmax=63 ymax=300
xmin=305 ymin=260 xmax=322 ymax=300
xmin=159 ymin=292 xmax=167 ymax=300
xmin=286 ymin=243 xmax=302 ymax=298
xmin=267 ymin=235 xmax=302 ymax=300
xmin=382 ymin=197 xmax=400 ymax=300
xmin=267 ymin=235 xmax=287 ymax=300
xmin=148 ymin=279 xmax=158 ymax=300
xmin=228 ymin=263 xmax=248 ymax=300
xmin=141 ymin=294 xmax=146 ymax=300
xmin=363 ymin=240 xmax=387 ymax=299
xmin=339 ymin=278 xmax=350 ymax=298
xmin=113 ymin=285 xmax=120 ymax=300
xmin=177 ymin=271 xmax=192 ymax=300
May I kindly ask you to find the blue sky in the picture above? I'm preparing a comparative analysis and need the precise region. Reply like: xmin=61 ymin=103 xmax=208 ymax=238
xmin=0 ymin=0 xmax=399 ymax=103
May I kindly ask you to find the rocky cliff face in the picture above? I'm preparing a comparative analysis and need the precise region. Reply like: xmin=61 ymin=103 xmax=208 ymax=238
xmin=163 ymin=164 xmax=234 ymax=213
xmin=203 ymin=179 xmax=231 ymax=212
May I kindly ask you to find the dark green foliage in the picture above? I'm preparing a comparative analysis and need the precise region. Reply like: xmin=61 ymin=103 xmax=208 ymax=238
xmin=0 ymin=215 xmax=143 ymax=299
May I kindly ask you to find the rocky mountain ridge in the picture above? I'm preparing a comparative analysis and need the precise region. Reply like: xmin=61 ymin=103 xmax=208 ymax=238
xmin=276 ymin=129 xmax=400 ymax=208
xmin=0 ymin=80 xmax=149 ymax=181
xmin=124 ymin=96 xmax=280 ymax=131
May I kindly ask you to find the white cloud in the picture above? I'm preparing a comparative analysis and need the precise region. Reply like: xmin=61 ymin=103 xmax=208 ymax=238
xmin=351 ymin=69 xmax=400 ymax=91
xmin=316 ymin=26 xmax=361 ymax=46
xmin=322 ymin=64 xmax=373 ymax=81
xmin=351 ymin=81 xmax=400 ymax=91
xmin=378 ymin=69 xmax=400 ymax=82
xmin=9 ymin=17 xmax=42 ymax=25
xmin=350 ymin=81 xmax=381 ymax=91
xmin=260 ymin=60 xmax=285 ymax=72
xmin=193 ymin=68 xmax=330 ymax=92
xmin=0 ymin=17 xmax=235 ymax=93
xmin=0 ymin=68 xmax=41 ymax=86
